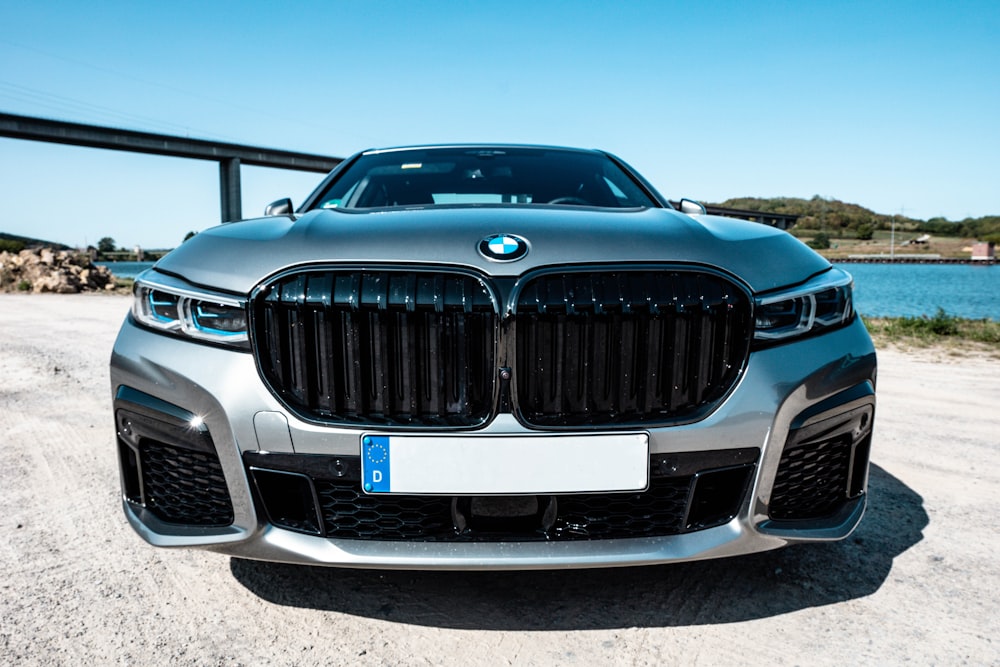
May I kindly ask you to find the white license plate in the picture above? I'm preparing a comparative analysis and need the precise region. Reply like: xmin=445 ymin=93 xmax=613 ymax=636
xmin=360 ymin=433 xmax=649 ymax=495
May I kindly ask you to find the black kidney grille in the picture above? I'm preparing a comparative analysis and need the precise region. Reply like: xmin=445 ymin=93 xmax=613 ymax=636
xmin=254 ymin=270 xmax=498 ymax=427
xmin=253 ymin=268 xmax=750 ymax=429
xmin=514 ymin=270 xmax=752 ymax=426
xmin=140 ymin=440 xmax=234 ymax=526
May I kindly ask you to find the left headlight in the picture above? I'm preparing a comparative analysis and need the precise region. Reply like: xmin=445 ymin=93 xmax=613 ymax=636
xmin=753 ymin=268 xmax=854 ymax=344
xmin=132 ymin=277 xmax=249 ymax=347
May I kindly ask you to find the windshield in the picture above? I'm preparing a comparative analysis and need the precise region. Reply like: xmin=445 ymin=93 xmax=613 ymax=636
xmin=307 ymin=147 xmax=660 ymax=210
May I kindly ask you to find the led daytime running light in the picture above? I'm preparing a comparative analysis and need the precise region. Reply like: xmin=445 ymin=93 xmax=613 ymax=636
xmin=133 ymin=281 xmax=248 ymax=345
xmin=754 ymin=271 xmax=854 ymax=342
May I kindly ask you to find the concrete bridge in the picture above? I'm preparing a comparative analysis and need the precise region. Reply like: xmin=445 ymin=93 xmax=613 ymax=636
xmin=699 ymin=204 xmax=799 ymax=230
xmin=0 ymin=112 xmax=342 ymax=223
xmin=1 ymin=112 xmax=798 ymax=229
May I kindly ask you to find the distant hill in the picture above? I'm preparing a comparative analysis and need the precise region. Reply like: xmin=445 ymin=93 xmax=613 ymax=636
xmin=709 ymin=196 xmax=1000 ymax=242
xmin=712 ymin=196 xmax=913 ymax=231
xmin=0 ymin=232 xmax=72 ymax=251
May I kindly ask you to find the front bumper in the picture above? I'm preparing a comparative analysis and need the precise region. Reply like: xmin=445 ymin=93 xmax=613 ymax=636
xmin=110 ymin=316 xmax=876 ymax=569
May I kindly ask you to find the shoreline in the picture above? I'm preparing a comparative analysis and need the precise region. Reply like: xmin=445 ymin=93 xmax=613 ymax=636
xmin=832 ymin=256 xmax=997 ymax=264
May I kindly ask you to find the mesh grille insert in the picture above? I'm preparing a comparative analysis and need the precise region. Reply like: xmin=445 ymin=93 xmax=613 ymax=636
xmin=140 ymin=440 xmax=234 ymax=526
xmin=769 ymin=403 xmax=873 ymax=522
xmin=245 ymin=451 xmax=760 ymax=542
xmin=769 ymin=436 xmax=852 ymax=520
xmin=315 ymin=478 xmax=693 ymax=541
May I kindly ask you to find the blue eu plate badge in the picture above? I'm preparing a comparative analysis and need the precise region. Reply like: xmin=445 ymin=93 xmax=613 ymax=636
xmin=362 ymin=435 xmax=391 ymax=493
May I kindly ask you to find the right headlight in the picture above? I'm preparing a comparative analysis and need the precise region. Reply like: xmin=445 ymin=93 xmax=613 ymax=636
xmin=754 ymin=268 xmax=854 ymax=343
xmin=131 ymin=274 xmax=249 ymax=348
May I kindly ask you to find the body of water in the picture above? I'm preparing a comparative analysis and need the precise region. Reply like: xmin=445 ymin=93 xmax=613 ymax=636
xmin=96 ymin=261 xmax=999 ymax=321
xmin=95 ymin=261 xmax=155 ymax=280
xmin=838 ymin=262 xmax=999 ymax=320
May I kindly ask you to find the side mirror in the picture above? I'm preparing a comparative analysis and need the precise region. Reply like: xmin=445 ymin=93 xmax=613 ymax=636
xmin=678 ymin=198 xmax=706 ymax=216
xmin=265 ymin=198 xmax=295 ymax=217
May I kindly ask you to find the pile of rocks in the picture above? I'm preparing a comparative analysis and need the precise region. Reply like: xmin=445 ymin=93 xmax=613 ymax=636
xmin=0 ymin=248 xmax=117 ymax=293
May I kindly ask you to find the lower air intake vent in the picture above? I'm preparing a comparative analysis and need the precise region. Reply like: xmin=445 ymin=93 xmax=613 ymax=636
xmin=769 ymin=404 xmax=873 ymax=521
xmin=245 ymin=450 xmax=758 ymax=542
xmin=140 ymin=440 xmax=234 ymax=527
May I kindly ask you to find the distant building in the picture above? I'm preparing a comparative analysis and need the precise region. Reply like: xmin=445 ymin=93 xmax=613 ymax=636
xmin=971 ymin=242 xmax=995 ymax=261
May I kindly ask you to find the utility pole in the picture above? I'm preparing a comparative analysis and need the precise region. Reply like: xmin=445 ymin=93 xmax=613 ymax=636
xmin=890 ymin=206 xmax=905 ymax=261
xmin=890 ymin=214 xmax=895 ymax=260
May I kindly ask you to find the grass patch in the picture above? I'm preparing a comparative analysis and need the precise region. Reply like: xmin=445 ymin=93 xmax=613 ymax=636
xmin=863 ymin=309 xmax=1000 ymax=349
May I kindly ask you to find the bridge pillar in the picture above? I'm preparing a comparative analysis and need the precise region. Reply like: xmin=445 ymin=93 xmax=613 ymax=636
xmin=219 ymin=157 xmax=242 ymax=222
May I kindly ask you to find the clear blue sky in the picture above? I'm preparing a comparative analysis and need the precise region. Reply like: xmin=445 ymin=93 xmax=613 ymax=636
xmin=1 ymin=0 xmax=998 ymax=249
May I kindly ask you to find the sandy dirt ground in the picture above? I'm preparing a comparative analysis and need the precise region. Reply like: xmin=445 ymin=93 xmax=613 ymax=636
xmin=0 ymin=293 xmax=997 ymax=666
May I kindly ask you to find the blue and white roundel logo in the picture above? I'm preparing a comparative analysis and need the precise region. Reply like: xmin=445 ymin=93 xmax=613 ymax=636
xmin=479 ymin=233 xmax=528 ymax=261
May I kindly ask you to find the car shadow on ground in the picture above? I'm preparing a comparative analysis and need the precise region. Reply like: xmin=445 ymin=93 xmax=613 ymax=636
xmin=230 ymin=464 xmax=925 ymax=629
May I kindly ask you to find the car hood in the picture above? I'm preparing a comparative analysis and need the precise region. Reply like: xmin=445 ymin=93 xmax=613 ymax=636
xmin=152 ymin=206 xmax=830 ymax=295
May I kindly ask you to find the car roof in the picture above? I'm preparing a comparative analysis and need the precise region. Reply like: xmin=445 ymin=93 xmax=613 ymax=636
xmin=359 ymin=144 xmax=606 ymax=156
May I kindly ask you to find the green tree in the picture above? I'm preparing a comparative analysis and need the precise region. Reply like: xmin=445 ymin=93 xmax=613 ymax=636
xmin=856 ymin=223 xmax=874 ymax=240
xmin=97 ymin=237 xmax=116 ymax=254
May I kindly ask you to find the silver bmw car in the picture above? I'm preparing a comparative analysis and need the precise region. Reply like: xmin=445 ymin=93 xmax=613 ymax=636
xmin=110 ymin=145 xmax=876 ymax=569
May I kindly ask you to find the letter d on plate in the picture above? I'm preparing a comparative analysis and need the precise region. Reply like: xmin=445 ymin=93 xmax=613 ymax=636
xmin=362 ymin=436 xmax=391 ymax=493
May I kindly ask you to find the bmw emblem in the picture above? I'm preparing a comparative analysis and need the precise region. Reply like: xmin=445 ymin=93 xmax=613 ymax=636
xmin=479 ymin=233 xmax=529 ymax=262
